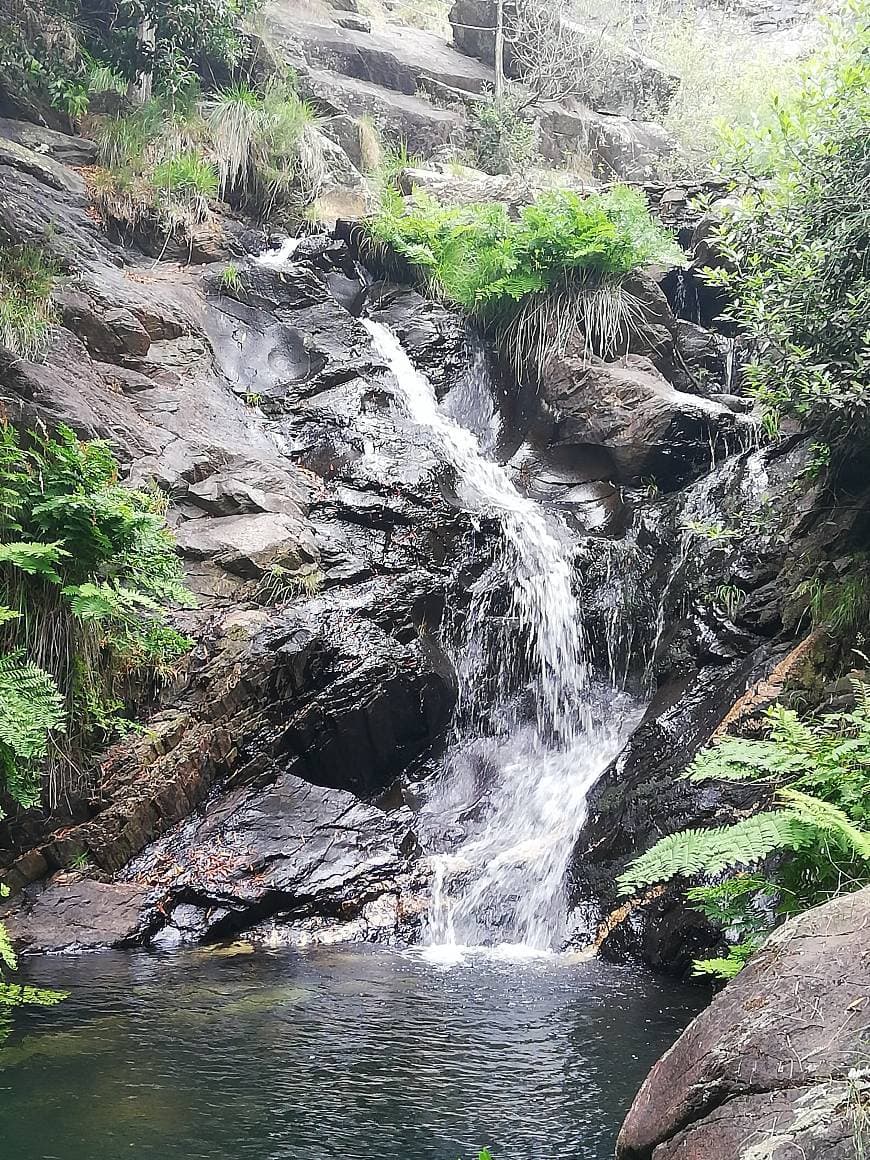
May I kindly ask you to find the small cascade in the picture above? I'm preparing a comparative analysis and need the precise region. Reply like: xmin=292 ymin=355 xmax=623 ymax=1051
xmin=365 ymin=321 xmax=643 ymax=955
xmin=255 ymin=236 xmax=301 ymax=268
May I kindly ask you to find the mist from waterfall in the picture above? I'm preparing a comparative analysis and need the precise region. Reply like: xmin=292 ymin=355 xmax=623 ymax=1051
xmin=364 ymin=321 xmax=645 ymax=957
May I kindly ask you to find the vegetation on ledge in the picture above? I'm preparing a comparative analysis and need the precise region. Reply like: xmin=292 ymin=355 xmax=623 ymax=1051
xmin=367 ymin=185 xmax=682 ymax=377
xmin=707 ymin=0 xmax=870 ymax=449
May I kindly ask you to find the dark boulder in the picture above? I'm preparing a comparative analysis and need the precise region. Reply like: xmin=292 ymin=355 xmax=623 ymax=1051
xmin=545 ymin=353 xmax=750 ymax=489
xmin=1 ymin=878 xmax=155 ymax=953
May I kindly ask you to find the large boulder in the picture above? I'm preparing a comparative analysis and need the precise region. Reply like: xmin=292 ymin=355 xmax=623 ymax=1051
xmin=616 ymin=888 xmax=870 ymax=1160
xmin=269 ymin=8 xmax=490 ymax=97
xmin=1 ymin=879 xmax=154 ymax=953
xmin=299 ymin=68 xmax=466 ymax=157
xmin=545 ymin=353 xmax=749 ymax=488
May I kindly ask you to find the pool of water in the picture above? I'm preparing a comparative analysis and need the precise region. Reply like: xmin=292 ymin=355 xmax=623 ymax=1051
xmin=0 ymin=945 xmax=706 ymax=1160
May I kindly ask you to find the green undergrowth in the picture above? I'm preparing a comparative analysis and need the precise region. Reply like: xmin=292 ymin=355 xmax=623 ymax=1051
xmin=0 ymin=0 xmax=258 ymax=125
xmin=0 ymin=246 xmax=57 ymax=361
xmin=367 ymin=186 xmax=683 ymax=379
xmin=705 ymin=1 xmax=870 ymax=449
xmin=0 ymin=421 xmax=194 ymax=812
xmin=89 ymin=76 xmax=327 ymax=239
xmin=0 ymin=884 xmax=65 ymax=1041
xmin=618 ymin=686 xmax=870 ymax=979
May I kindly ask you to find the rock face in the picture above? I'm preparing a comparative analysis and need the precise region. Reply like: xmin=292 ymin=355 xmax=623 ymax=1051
xmin=0 ymin=108 xmax=476 ymax=947
xmin=449 ymin=0 xmax=678 ymax=116
xmin=568 ymin=437 xmax=870 ymax=969
xmin=545 ymin=352 xmax=749 ymax=489
xmin=616 ymin=888 xmax=870 ymax=1160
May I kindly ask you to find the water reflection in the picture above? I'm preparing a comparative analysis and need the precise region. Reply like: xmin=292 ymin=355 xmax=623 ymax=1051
xmin=1 ymin=947 xmax=706 ymax=1160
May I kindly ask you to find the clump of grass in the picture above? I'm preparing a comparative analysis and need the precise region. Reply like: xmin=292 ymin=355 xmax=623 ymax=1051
xmin=367 ymin=184 xmax=682 ymax=377
xmin=203 ymin=81 xmax=263 ymax=195
xmin=219 ymin=263 xmax=243 ymax=293
xmin=152 ymin=152 xmax=219 ymax=230
xmin=0 ymin=245 xmax=57 ymax=361
xmin=254 ymin=565 xmax=324 ymax=605
xmin=796 ymin=563 xmax=870 ymax=635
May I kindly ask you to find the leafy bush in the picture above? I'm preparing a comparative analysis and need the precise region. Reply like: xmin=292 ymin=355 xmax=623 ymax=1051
xmin=642 ymin=2 xmax=803 ymax=175
xmin=0 ymin=246 xmax=56 ymax=361
xmin=467 ymin=92 xmax=536 ymax=176
xmin=706 ymin=2 xmax=870 ymax=444
xmin=617 ymin=688 xmax=870 ymax=978
xmin=0 ymin=422 xmax=193 ymax=809
xmin=368 ymin=185 xmax=682 ymax=376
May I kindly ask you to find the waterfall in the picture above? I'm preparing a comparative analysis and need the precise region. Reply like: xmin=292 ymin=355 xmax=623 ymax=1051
xmin=365 ymin=321 xmax=642 ymax=957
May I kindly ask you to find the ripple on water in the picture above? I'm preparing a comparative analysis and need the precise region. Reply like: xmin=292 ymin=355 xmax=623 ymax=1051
xmin=1 ymin=946 xmax=708 ymax=1160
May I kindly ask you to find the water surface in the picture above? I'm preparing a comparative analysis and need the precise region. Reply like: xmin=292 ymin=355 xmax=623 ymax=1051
xmin=1 ymin=946 xmax=706 ymax=1160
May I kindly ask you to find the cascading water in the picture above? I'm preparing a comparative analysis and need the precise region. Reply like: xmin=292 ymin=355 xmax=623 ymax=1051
xmin=364 ymin=321 xmax=643 ymax=956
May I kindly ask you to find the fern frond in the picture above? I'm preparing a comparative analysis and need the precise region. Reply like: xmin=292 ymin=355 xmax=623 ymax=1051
xmin=686 ymin=735 xmax=812 ymax=782
xmin=0 ymin=541 xmax=66 ymax=582
xmin=0 ymin=650 xmax=64 ymax=809
xmin=0 ymin=922 xmax=16 ymax=971
xmin=617 ymin=811 xmax=802 ymax=895
xmin=0 ymin=982 xmax=67 ymax=1007
xmin=779 ymin=788 xmax=870 ymax=860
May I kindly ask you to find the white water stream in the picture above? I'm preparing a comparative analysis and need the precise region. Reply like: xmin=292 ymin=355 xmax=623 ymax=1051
xmin=364 ymin=321 xmax=643 ymax=958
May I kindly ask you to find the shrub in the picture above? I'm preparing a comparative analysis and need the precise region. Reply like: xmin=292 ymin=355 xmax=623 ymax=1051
xmin=617 ymin=688 xmax=870 ymax=978
xmin=705 ymin=2 xmax=870 ymax=445
xmin=0 ymin=422 xmax=194 ymax=808
xmin=467 ymin=91 xmax=536 ymax=176
xmin=642 ymin=2 xmax=803 ymax=174
xmin=368 ymin=185 xmax=682 ymax=376
xmin=0 ymin=246 xmax=56 ymax=361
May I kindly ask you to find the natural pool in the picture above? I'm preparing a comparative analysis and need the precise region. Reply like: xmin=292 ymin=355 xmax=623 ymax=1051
xmin=0 ymin=945 xmax=707 ymax=1160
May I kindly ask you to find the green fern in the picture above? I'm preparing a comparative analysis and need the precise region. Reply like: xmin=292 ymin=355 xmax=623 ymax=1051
xmin=0 ymin=650 xmax=65 ymax=814
xmin=692 ymin=945 xmax=755 ymax=980
xmin=0 ymin=420 xmax=193 ymax=807
xmin=0 ymin=541 xmax=67 ymax=582
xmin=621 ymin=686 xmax=870 ymax=979
xmin=780 ymin=787 xmax=870 ymax=860
xmin=616 ymin=811 xmax=805 ymax=894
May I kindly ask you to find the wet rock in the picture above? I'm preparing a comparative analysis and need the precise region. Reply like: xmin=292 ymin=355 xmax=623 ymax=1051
xmin=546 ymin=353 xmax=749 ymax=489
xmin=2 ymin=878 xmax=154 ymax=953
xmin=0 ymin=132 xmax=122 ymax=268
xmin=569 ymin=439 xmax=870 ymax=969
xmin=617 ymin=887 xmax=870 ymax=1160
xmin=366 ymin=283 xmax=468 ymax=398
xmin=185 ymin=461 xmax=316 ymax=519
xmin=126 ymin=770 xmax=418 ymax=943
xmin=55 ymin=287 xmax=152 ymax=362
xmin=174 ymin=512 xmax=320 ymax=579
xmin=0 ymin=116 xmax=97 ymax=166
